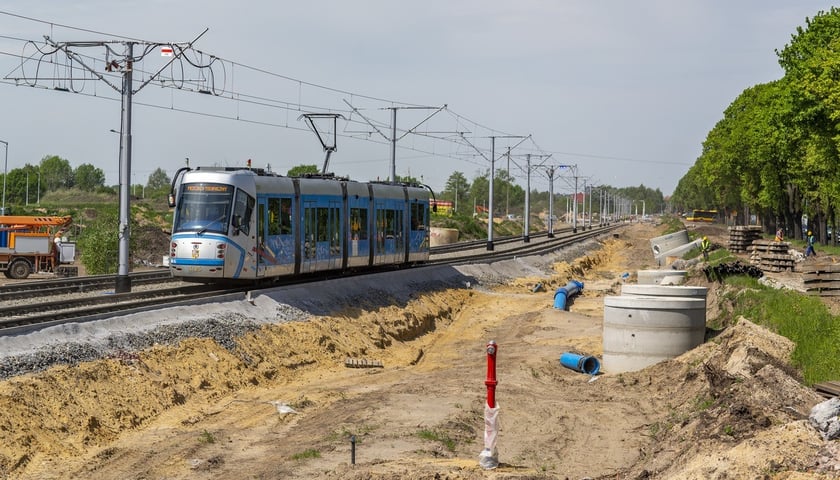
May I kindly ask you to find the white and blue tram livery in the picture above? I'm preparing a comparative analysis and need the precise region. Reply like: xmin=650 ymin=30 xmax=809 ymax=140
xmin=169 ymin=166 xmax=431 ymax=282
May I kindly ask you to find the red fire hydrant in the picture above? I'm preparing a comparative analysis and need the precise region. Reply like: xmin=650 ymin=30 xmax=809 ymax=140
xmin=479 ymin=340 xmax=500 ymax=469
xmin=485 ymin=340 xmax=498 ymax=408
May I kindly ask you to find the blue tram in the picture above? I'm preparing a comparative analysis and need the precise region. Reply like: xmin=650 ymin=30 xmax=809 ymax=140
xmin=168 ymin=166 xmax=431 ymax=282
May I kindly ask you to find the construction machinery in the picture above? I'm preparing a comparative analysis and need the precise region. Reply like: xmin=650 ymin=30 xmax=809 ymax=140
xmin=0 ymin=216 xmax=74 ymax=279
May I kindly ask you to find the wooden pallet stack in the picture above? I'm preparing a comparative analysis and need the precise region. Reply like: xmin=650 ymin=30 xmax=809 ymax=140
xmin=749 ymin=240 xmax=795 ymax=272
xmin=728 ymin=225 xmax=763 ymax=252
xmin=802 ymin=263 xmax=840 ymax=296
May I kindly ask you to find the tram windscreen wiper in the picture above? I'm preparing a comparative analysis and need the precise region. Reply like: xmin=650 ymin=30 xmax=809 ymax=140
xmin=196 ymin=214 xmax=227 ymax=235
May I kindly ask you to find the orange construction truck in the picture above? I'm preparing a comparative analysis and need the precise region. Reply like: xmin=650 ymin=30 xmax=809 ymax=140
xmin=0 ymin=216 xmax=73 ymax=279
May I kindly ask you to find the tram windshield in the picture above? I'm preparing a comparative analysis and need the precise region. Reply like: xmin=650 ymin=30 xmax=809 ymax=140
xmin=173 ymin=183 xmax=234 ymax=234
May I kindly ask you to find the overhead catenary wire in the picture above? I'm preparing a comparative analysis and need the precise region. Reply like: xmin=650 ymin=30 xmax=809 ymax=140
xmin=0 ymin=11 xmax=539 ymax=137
xmin=0 ymin=8 xmax=671 ymax=192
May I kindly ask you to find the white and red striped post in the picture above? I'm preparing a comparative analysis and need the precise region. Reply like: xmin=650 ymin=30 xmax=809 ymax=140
xmin=479 ymin=340 xmax=500 ymax=469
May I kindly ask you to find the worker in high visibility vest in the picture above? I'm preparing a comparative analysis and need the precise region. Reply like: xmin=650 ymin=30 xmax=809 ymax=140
xmin=805 ymin=231 xmax=816 ymax=257
xmin=700 ymin=236 xmax=711 ymax=261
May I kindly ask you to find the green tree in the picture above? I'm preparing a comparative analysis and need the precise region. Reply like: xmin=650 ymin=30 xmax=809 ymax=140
xmin=287 ymin=164 xmax=319 ymax=176
xmin=146 ymin=168 xmax=171 ymax=190
xmin=76 ymin=210 xmax=142 ymax=274
xmin=39 ymin=155 xmax=74 ymax=191
xmin=469 ymin=171 xmax=489 ymax=214
xmin=776 ymin=7 xmax=840 ymax=241
xmin=396 ymin=174 xmax=421 ymax=184
xmin=74 ymin=164 xmax=105 ymax=192
xmin=76 ymin=211 xmax=120 ymax=275
xmin=442 ymin=171 xmax=470 ymax=214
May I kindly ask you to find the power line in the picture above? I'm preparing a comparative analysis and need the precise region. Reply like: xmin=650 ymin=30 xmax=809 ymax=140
xmin=0 ymin=10 xmax=675 ymax=194
xmin=0 ymin=11 xmax=531 ymax=144
xmin=545 ymin=149 xmax=691 ymax=166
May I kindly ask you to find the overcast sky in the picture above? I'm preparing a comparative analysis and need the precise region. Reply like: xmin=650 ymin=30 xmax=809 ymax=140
xmin=0 ymin=1 xmax=835 ymax=198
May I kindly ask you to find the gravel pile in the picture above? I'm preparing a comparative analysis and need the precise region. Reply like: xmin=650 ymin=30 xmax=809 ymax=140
xmin=0 ymin=314 xmax=263 ymax=379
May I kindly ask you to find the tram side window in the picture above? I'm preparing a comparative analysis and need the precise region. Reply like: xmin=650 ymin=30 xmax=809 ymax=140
xmin=257 ymin=203 xmax=265 ymax=240
xmin=378 ymin=209 xmax=399 ymax=239
xmin=376 ymin=209 xmax=386 ymax=247
xmin=410 ymin=203 xmax=425 ymax=230
xmin=233 ymin=190 xmax=254 ymax=235
xmin=316 ymin=208 xmax=329 ymax=242
xmin=350 ymin=208 xmax=368 ymax=240
xmin=393 ymin=210 xmax=402 ymax=238
xmin=393 ymin=210 xmax=403 ymax=251
xmin=268 ymin=198 xmax=281 ymax=235
xmin=280 ymin=198 xmax=292 ymax=234
xmin=304 ymin=206 xmax=316 ymax=258
xmin=329 ymin=206 xmax=340 ymax=253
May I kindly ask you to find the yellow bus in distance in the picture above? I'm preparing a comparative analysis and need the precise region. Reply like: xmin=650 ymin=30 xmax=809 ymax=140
xmin=685 ymin=209 xmax=717 ymax=222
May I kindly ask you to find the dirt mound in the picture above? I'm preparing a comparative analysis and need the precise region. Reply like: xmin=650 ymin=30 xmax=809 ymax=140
xmin=131 ymin=225 xmax=170 ymax=266
xmin=616 ymin=317 xmax=826 ymax=479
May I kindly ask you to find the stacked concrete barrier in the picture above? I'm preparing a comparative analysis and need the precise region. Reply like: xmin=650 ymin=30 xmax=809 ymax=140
xmin=621 ymin=284 xmax=708 ymax=307
xmin=636 ymin=269 xmax=687 ymax=285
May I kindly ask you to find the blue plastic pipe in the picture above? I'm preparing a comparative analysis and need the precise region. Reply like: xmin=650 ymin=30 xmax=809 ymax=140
xmin=560 ymin=352 xmax=601 ymax=375
xmin=553 ymin=280 xmax=584 ymax=310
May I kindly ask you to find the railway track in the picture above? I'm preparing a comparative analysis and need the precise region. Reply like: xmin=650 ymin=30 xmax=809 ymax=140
xmin=0 ymin=270 xmax=175 ymax=301
xmin=428 ymin=225 xmax=613 ymax=265
xmin=0 ymin=225 xmax=618 ymax=335
xmin=0 ymin=283 xmax=247 ymax=334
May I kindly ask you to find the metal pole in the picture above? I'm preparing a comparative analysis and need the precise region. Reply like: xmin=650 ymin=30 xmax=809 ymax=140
xmin=390 ymin=107 xmax=397 ymax=184
xmin=1 ymin=140 xmax=7 ymax=215
xmin=547 ymin=167 xmax=555 ymax=238
xmin=581 ymin=179 xmax=587 ymax=230
xmin=573 ymin=171 xmax=578 ymax=233
xmin=454 ymin=184 xmax=458 ymax=213
xmin=37 ymin=170 xmax=40 ymax=204
xmin=588 ymin=185 xmax=593 ymax=229
xmin=566 ymin=196 xmax=569 ymax=224
xmin=487 ymin=137 xmax=495 ymax=251
xmin=116 ymin=42 xmax=134 ymax=293
xmin=505 ymin=147 xmax=510 ymax=217
xmin=600 ymin=189 xmax=605 ymax=226
xmin=524 ymin=154 xmax=530 ymax=242
xmin=25 ymin=172 xmax=28 ymax=206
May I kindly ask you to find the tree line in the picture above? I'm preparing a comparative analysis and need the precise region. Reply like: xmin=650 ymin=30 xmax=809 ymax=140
xmin=0 ymin=155 xmax=171 ymax=206
xmin=671 ymin=7 xmax=840 ymax=244
xmin=439 ymin=170 xmax=665 ymax=219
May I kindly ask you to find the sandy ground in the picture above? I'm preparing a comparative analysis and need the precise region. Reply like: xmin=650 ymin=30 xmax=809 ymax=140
xmin=1 ymin=222 xmax=838 ymax=479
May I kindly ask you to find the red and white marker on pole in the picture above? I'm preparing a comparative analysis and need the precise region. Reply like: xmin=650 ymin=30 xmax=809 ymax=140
xmin=479 ymin=340 xmax=500 ymax=469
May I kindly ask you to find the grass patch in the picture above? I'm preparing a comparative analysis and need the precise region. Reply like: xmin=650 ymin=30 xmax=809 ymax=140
xmin=661 ymin=215 xmax=687 ymax=234
xmin=694 ymin=395 xmax=715 ymax=411
xmin=198 ymin=430 xmax=215 ymax=444
xmin=416 ymin=429 xmax=456 ymax=452
xmin=720 ymin=275 xmax=840 ymax=385
xmin=683 ymin=244 xmax=736 ymax=264
xmin=291 ymin=449 xmax=321 ymax=460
